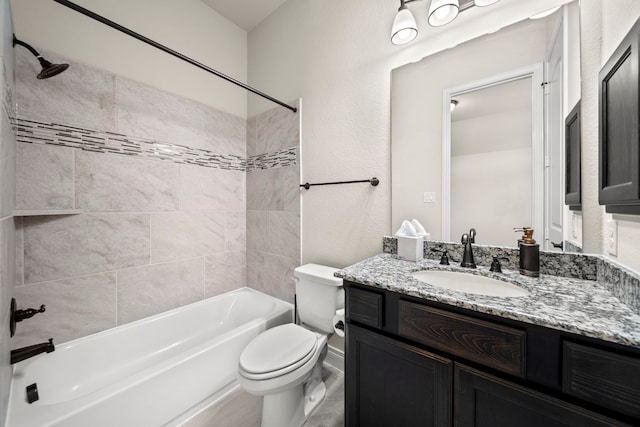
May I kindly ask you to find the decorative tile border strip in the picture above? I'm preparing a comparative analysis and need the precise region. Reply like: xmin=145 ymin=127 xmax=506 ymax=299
xmin=13 ymin=117 xmax=298 ymax=172
xmin=247 ymin=147 xmax=297 ymax=171
xmin=12 ymin=116 xmax=245 ymax=171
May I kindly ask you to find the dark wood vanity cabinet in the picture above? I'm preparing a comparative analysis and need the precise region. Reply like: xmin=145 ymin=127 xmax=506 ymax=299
xmin=344 ymin=281 xmax=639 ymax=427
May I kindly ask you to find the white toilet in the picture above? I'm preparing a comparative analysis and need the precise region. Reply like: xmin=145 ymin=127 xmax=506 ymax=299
xmin=237 ymin=264 xmax=344 ymax=427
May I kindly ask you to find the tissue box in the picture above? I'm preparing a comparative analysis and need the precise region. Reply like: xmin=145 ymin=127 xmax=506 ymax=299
xmin=397 ymin=236 xmax=424 ymax=262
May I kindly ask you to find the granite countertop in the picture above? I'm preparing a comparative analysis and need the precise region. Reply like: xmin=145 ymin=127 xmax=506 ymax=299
xmin=335 ymin=253 xmax=640 ymax=349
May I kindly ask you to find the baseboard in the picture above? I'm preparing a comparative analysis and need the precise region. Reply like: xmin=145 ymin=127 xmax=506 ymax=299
xmin=325 ymin=344 xmax=344 ymax=373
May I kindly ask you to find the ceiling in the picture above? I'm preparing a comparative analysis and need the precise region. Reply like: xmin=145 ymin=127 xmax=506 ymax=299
xmin=200 ymin=0 xmax=287 ymax=32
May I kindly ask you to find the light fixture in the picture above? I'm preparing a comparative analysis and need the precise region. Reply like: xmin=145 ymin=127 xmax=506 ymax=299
xmin=450 ymin=99 xmax=459 ymax=112
xmin=429 ymin=0 xmax=459 ymax=27
xmin=391 ymin=0 xmax=418 ymax=45
xmin=529 ymin=6 xmax=561 ymax=20
xmin=390 ymin=0 xmax=500 ymax=46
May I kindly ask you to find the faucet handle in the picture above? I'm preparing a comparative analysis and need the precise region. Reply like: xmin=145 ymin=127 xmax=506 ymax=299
xmin=461 ymin=233 xmax=469 ymax=244
xmin=490 ymin=256 xmax=508 ymax=273
xmin=430 ymin=248 xmax=451 ymax=265
xmin=10 ymin=298 xmax=47 ymax=337
xmin=469 ymin=228 xmax=476 ymax=243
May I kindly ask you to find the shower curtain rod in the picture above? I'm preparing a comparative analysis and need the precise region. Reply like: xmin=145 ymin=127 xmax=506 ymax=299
xmin=52 ymin=0 xmax=297 ymax=113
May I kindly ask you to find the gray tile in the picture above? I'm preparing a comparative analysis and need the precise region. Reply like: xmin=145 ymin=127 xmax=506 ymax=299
xmin=16 ymin=142 xmax=74 ymax=210
xmin=76 ymin=150 xmax=180 ymax=212
xmin=205 ymin=250 xmax=246 ymax=297
xmin=247 ymin=250 xmax=298 ymax=303
xmin=150 ymin=211 xmax=226 ymax=263
xmin=14 ymin=216 xmax=22 ymax=286
xmin=226 ymin=210 xmax=246 ymax=252
xmin=269 ymin=211 xmax=300 ymax=259
xmin=23 ymin=213 xmax=150 ymax=284
xmin=247 ymin=211 xmax=269 ymax=252
xmin=12 ymin=272 xmax=117 ymax=347
xmin=247 ymin=168 xmax=283 ymax=211
xmin=282 ymin=162 xmax=301 ymax=213
xmin=0 ymin=216 xmax=15 ymax=342
xmin=256 ymin=100 xmax=300 ymax=155
xmin=0 ymin=108 xmax=15 ymax=218
xmin=180 ymin=164 xmax=245 ymax=212
xmin=116 ymin=78 xmax=246 ymax=156
xmin=117 ymin=257 xmax=204 ymax=324
xmin=0 ymin=314 xmax=10 ymax=427
xmin=16 ymin=48 xmax=116 ymax=131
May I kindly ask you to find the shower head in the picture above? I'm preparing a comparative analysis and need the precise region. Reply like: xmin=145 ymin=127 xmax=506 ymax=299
xmin=13 ymin=35 xmax=69 ymax=80
xmin=35 ymin=58 xmax=69 ymax=79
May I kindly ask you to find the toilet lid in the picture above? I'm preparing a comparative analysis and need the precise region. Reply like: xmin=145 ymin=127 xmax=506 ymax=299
xmin=240 ymin=324 xmax=317 ymax=375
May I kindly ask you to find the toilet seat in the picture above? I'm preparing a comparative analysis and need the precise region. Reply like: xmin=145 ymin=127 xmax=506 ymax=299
xmin=239 ymin=324 xmax=319 ymax=381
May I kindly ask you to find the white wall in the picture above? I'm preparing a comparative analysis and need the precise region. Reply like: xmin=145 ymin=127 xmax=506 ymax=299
xmin=248 ymin=0 xmax=570 ymax=267
xmin=10 ymin=0 xmax=248 ymax=118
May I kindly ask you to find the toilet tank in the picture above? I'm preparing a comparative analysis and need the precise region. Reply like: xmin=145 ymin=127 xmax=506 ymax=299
xmin=294 ymin=264 xmax=344 ymax=334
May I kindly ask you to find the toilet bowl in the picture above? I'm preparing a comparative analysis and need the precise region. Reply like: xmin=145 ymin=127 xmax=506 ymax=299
xmin=237 ymin=264 xmax=343 ymax=427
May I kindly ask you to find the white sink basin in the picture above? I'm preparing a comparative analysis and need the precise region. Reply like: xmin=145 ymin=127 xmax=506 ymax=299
xmin=411 ymin=270 xmax=529 ymax=298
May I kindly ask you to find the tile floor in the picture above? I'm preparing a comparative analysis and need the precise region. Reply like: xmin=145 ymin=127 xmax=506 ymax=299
xmin=181 ymin=364 xmax=344 ymax=427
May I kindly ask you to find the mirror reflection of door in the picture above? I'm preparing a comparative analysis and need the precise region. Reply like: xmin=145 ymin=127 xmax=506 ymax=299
xmin=545 ymin=20 xmax=564 ymax=251
xmin=450 ymin=78 xmax=532 ymax=247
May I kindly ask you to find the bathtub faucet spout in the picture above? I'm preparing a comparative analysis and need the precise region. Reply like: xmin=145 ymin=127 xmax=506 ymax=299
xmin=11 ymin=338 xmax=55 ymax=364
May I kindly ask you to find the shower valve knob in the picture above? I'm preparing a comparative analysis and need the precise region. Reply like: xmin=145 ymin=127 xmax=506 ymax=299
xmin=15 ymin=304 xmax=46 ymax=322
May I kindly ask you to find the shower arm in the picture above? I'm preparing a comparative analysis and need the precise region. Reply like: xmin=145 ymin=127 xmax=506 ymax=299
xmin=13 ymin=36 xmax=42 ymax=58
xmin=51 ymin=0 xmax=297 ymax=114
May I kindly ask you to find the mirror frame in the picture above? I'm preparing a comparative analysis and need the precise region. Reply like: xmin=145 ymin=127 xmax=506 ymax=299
xmin=441 ymin=63 xmax=545 ymax=243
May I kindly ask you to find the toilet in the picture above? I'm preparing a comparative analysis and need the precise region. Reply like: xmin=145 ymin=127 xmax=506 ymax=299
xmin=237 ymin=264 xmax=344 ymax=427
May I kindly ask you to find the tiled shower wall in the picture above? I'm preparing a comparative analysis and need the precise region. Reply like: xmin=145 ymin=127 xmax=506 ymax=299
xmin=0 ymin=0 xmax=16 ymax=423
xmin=246 ymin=104 xmax=301 ymax=303
xmin=11 ymin=45 xmax=301 ymax=349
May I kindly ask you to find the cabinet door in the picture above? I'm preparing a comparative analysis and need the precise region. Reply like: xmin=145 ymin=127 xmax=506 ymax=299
xmin=455 ymin=364 xmax=631 ymax=427
xmin=346 ymin=324 xmax=452 ymax=427
xmin=598 ymin=19 xmax=640 ymax=213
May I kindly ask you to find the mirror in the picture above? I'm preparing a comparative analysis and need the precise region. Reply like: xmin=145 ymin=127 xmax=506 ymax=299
xmin=391 ymin=2 xmax=581 ymax=250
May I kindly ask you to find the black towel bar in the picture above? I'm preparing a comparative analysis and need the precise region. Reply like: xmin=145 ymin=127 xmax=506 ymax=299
xmin=300 ymin=177 xmax=379 ymax=190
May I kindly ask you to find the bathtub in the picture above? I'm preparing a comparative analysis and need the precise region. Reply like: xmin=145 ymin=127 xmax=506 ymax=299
xmin=7 ymin=288 xmax=293 ymax=427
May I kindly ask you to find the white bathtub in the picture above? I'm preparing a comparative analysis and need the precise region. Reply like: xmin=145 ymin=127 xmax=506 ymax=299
xmin=7 ymin=288 xmax=293 ymax=427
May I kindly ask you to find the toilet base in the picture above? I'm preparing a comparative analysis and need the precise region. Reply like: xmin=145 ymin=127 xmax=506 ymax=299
xmin=260 ymin=348 xmax=328 ymax=427
xmin=262 ymin=384 xmax=305 ymax=427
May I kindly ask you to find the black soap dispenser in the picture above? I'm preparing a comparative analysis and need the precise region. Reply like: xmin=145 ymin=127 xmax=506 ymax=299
xmin=516 ymin=228 xmax=539 ymax=278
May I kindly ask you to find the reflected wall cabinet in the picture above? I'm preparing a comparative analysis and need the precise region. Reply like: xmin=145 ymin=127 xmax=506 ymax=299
xmin=565 ymin=100 xmax=581 ymax=210
xmin=599 ymin=19 xmax=640 ymax=214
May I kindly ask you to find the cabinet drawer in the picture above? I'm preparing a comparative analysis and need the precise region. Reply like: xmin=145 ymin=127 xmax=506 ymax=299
xmin=348 ymin=287 xmax=383 ymax=329
xmin=563 ymin=341 xmax=640 ymax=418
xmin=399 ymin=301 xmax=526 ymax=378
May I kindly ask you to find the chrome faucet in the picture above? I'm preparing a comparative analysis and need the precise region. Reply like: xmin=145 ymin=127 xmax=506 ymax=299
xmin=11 ymin=338 xmax=55 ymax=364
xmin=460 ymin=228 xmax=477 ymax=268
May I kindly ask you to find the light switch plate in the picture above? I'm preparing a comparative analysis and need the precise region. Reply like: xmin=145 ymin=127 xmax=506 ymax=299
xmin=606 ymin=219 xmax=617 ymax=256
xmin=423 ymin=192 xmax=435 ymax=203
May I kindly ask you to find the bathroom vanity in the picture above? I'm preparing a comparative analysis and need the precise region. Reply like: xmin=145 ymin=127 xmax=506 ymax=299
xmin=337 ymin=254 xmax=640 ymax=426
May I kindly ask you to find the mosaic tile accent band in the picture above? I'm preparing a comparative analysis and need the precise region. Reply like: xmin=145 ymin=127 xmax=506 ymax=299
xmin=246 ymin=148 xmax=297 ymax=171
xmin=13 ymin=117 xmax=297 ymax=172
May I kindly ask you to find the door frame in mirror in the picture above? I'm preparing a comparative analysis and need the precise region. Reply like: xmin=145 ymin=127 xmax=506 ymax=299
xmin=441 ymin=63 xmax=545 ymax=243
